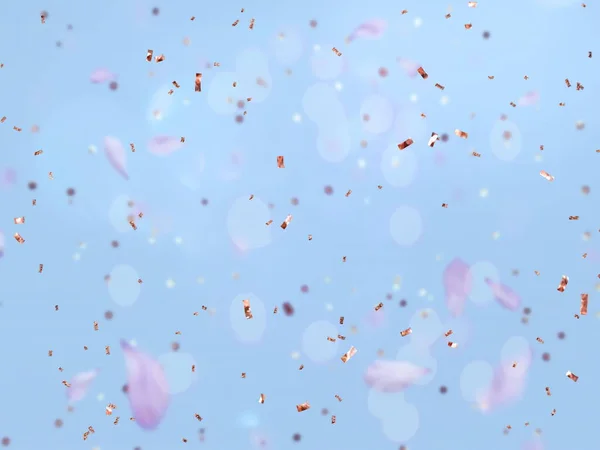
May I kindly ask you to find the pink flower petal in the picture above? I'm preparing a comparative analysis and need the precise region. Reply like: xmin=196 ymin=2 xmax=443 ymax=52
xmin=67 ymin=369 xmax=99 ymax=403
xmin=443 ymin=258 xmax=472 ymax=317
xmin=397 ymin=58 xmax=420 ymax=78
xmin=518 ymin=90 xmax=539 ymax=106
xmin=90 ymin=68 xmax=116 ymax=84
xmin=104 ymin=136 xmax=129 ymax=180
xmin=485 ymin=278 xmax=521 ymax=311
xmin=479 ymin=349 xmax=531 ymax=411
xmin=148 ymin=136 xmax=184 ymax=156
xmin=121 ymin=340 xmax=170 ymax=430
xmin=364 ymin=360 xmax=430 ymax=392
xmin=347 ymin=19 xmax=387 ymax=42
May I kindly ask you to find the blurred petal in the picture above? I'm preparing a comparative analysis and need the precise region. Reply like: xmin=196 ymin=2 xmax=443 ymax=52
xmin=148 ymin=136 xmax=184 ymax=156
xmin=364 ymin=360 xmax=430 ymax=392
xmin=104 ymin=136 xmax=129 ymax=180
xmin=347 ymin=19 xmax=387 ymax=42
xmin=121 ymin=340 xmax=170 ymax=430
xmin=443 ymin=258 xmax=472 ymax=317
xmin=485 ymin=278 xmax=521 ymax=311
xmin=90 ymin=68 xmax=115 ymax=84
xmin=66 ymin=369 xmax=99 ymax=403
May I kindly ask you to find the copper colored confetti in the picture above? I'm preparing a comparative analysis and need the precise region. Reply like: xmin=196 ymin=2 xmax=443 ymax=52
xmin=340 ymin=346 xmax=357 ymax=363
xmin=447 ymin=341 xmax=458 ymax=348
xmin=332 ymin=47 xmax=342 ymax=57
xmin=417 ymin=67 xmax=428 ymax=79
xmin=243 ymin=299 xmax=253 ymax=319
xmin=146 ymin=49 xmax=153 ymax=61
xmin=398 ymin=138 xmax=414 ymax=150
xmin=13 ymin=233 xmax=24 ymax=244
xmin=374 ymin=302 xmax=383 ymax=311
xmin=13 ymin=217 xmax=24 ymax=224
xmin=557 ymin=275 xmax=569 ymax=292
xmin=428 ymin=133 xmax=439 ymax=147
xmin=569 ymin=216 xmax=579 ymax=220
xmin=400 ymin=327 xmax=412 ymax=337
xmin=455 ymin=129 xmax=468 ymax=139
xmin=445 ymin=329 xmax=453 ymax=337
xmin=296 ymin=402 xmax=310 ymax=412
xmin=155 ymin=54 xmax=165 ymax=63
xmin=277 ymin=156 xmax=285 ymax=168
xmin=536 ymin=337 xmax=544 ymax=344
xmin=580 ymin=293 xmax=588 ymax=315
xmin=566 ymin=371 xmax=578 ymax=382
xmin=472 ymin=151 xmax=481 ymax=157
xmin=281 ymin=214 xmax=293 ymax=229
xmin=195 ymin=73 xmax=202 ymax=92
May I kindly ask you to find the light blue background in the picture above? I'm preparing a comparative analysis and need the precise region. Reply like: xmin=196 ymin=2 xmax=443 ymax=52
xmin=0 ymin=0 xmax=598 ymax=449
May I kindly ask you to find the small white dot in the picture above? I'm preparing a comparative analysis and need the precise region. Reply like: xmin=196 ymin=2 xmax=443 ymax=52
xmin=409 ymin=93 xmax=418 ymax=103
xmin=479 ymin=188 xmax=489 ymax=198
xmin=148 ymin=237 xmax=156 ymax=245
xmin=292 ymin=113 xmax=302 ymax=123
xmin=174 ymin=236 xmax=183 ymax=245
xmin=357 ymin=158 xmax=366 ymax=169
xmin=414 ymin=17 xmax=423 ymax=28
xmin=313 ymin=44 xmax=321 ymax=52
xmin=73 ymin=253 xmax=81 ymax=261
xmin=440 ymin=96 xmax=450 ymax=105
xmin=334 ymin=81 xmax=343 ymax=91
xmin=166 ymin=278 xmax=176 ymax=288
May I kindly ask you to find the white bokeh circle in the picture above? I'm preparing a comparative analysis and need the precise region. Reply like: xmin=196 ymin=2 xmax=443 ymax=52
xmin=490 ymin=119 xmax=523 ymax=162
xmin=467 ymin=261 xmax=500 ymax=306
xmin=301 ymin=320 xmax=339 ymax=363
xmin=460 ymin=360 xmax=494 ymax=403
xmin=380 ymin=403 xmax=420 ymax=442
xmin=108 ymin=264 xmax=141 ymax=307
xmin=390 ymin=206 xmax=423 ymax=246
xmin=381 ymin=143 xmax=418 ymax=187
xmin=316 ymin=127 xmax=351 ymax=163
xmin=302 ymin=82 xmax=346 ymax=127
xmin=310 ymin=46 xmax=344 ymax=80
xmin=230 ymin=293 xmax=267 ymax=343
xmin=407 ymin=308 xmax=444 ymax=348
xmin=360 ymin=94 xmax=394 ymax=134
xmin=146 ymin=83 xmax=175 ymax=123
xmin=207 ymin=72 xmax=239 ymax=115
xmin=108 ymin=194 xmax=137 ymax=233
xmin=271 ymin=28 xmax=304 ymax=65
xmin=500 ymin=335 xmax=531 ymax=376
xmin=226 ymin=196 xmax=272 ymax=251
xmin=159 ymin=352 xmax=198 ymax=394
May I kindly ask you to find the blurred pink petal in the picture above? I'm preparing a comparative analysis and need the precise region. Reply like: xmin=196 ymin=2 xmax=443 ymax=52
xmin=0 ymin=168 xmax=16 ymax=188
xmin=364 ymin=309 xmax=386 ymax=329
xmin=397 ymin=58 xmax=420 ymax=78
xmin=443 ymin=258 xmax=472 ymax=317
xmin=518 ymin=90 xmax=539 ymax=106
xmin=148 ymin=136 xmax=184 ymax=156
xmin=104 ymin=136 xmax=129 ymax=180
xmin=346 ymin=19 xmax=387 ymax=42
xmin=0 ymin=230 xmax=4 ymax=258
xmin=364 ymin=360 xmax=430 ymax=392
xmin=90 ymin=68 xmax=115 ymax=84
xmin=479 ymin=348 xmax=532 ymax=411
xmin=485 ymin=278 xmax=521 ymax=311
xmin=121 ymin=340 xmax=170 ymax=430
xmin=522 ymin=438 xmax=544 ymax=450
xmin=66 ymin=369 xmax=99 ymax=403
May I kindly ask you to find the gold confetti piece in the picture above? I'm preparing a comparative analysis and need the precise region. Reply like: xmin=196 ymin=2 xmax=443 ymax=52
xmin=249 ymin=194 xmax=254 ymax=200
xmin=232 ymin=19 xmax=239 ymax=26
xmin=129 ymin=220 xmax=137 ymax=231
xmin=155 ymin=54 xmax=165 ymax=63
xmin=464 ymin=23 xmax=472 ymax=29
xmin=557 ymin=275 xmax=569 ymax=292
xmin=114 ymin=416 xmax=120 ymax=425
xmin=468 ymin=1 xmax=478 ymax=6
xmin=41 ymin=13 xmax=46 ymax=24
xmin=14 ymin=233 xmax=24 ymax=244
xmin=332 ymin=47 xmax=342 ymax=57
xmin=374 ymin=302 xmax=383 ymax=311
xmin=327 ymin=336 xmax=336 ymax=342
xmin=308 ymin=234 xmax=312 ymax=240
xmin=448 ymin=341 xmax=458 ymax=348
xmin=14 ymin=216 xmax=25 ymax=224
xmin=588 ymin=51 xmax=592 ymax=58
xmin=296 ymin=402 xmax=311 ymax=412
xmin=345 ymin=190 xmax=352 ymax=197
xmin=266 ymin=219 xmax=273 ymax=226
xmin=337 ymin=334 xmax=346 ymax=340
xmin=401 ymin=9 xmax=408 ymax=14
xmin=566 ymin=371 xmax=578 ymax=382
xmin=93 ymin=321 xmax=99 ymax=331
xmin=339 ymin=316 xmax=344 ymax=325
xmin=273 ymin=306 xmax=278 ymax=314
xmin=545 ymin=387 xmax=551 ymax=396
xmin=277 ymin=156 xmax=285 ymax=168
xmin=281 ymin=214 xmax=293 ymax=229
xmin=417 ymin=67 xmax=428 ymax=79
xmin=340 ymin=345 xmax=357 ymax=363
xmin=335 ymin=394 xmax=342 ymax=402
xmin=249 ymin=18 xmax=255 ymax=29
xmin=48 ymin=171 xmax=54 ymax=180
xmin=34 ymin=149 xmax=43 ymax=156
xmin=146 ymin=50 xmax=153 ymax=62
xmin=536 ymin=337 xmax=544 ymax=344
xmin=435 ymin=83 xmax=445 ymax=90
xmin=576 ymin=82 xmax=585 ymax=91
xmin=13 ymin=126 xmax=22 ymax=132
xmin=580 ymin=293 xmax=588 ymax=315
xmin=194 ymin=413 xmax=202 ymax=421
xmin=0 ymin=116 xmax=5 ymax=123
xmin=48 ymin=350 xmax=53 ymax=356
xmin=472 ymin=151 xmax=481 ymax=157
xmin=488 ymin=75 xmax=495 ymax=79
xmin=445 ymin=329 xmax=453 ymax=337
xmin=39 ymin=264 xmax=44 ymax=273
xmin=398 ymin=138 xmax=414 ymax=150
xmin=441 ymin=203 xmax=448 ymax=208
xmin=445 ymin=13 xmax=452 ymax=18
xmin=455 ymin=129 xmax=468 ymax=139
xmin=130 ymin=143 xmax=135 ymax=152
xmin=512 ymin=362 xmax=518 ymax=368
xmin=400 ymin=327 xmax=412 ymax=337
xmin=565 ymin=78 xmax=571 ymax=88
xmin=242 ymin=299 xmax=253 ymax=319
xmin=105 ymin=346 xmax=111 ymax=355
xmin=551 ymin=409 xmax=557 ymax=416
xmin=62 ymin=380 xmax=71 ymax=387
xmin=195 ymin=73 xmax=202 ymax=92
xmin=192 ymin=365 xmax=196 ymax=372
xmin=540 ymin=170 xmax=555 ymax=182
xmin=331 ymin=415 xmax=336 ymax=424
xmin=298 ymin=364 xmax=304 ymax=370
xmin=258 ymin=393 xmax=266 ymax=404
xmin=569 ymin=216 xmax=579 ymax=220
